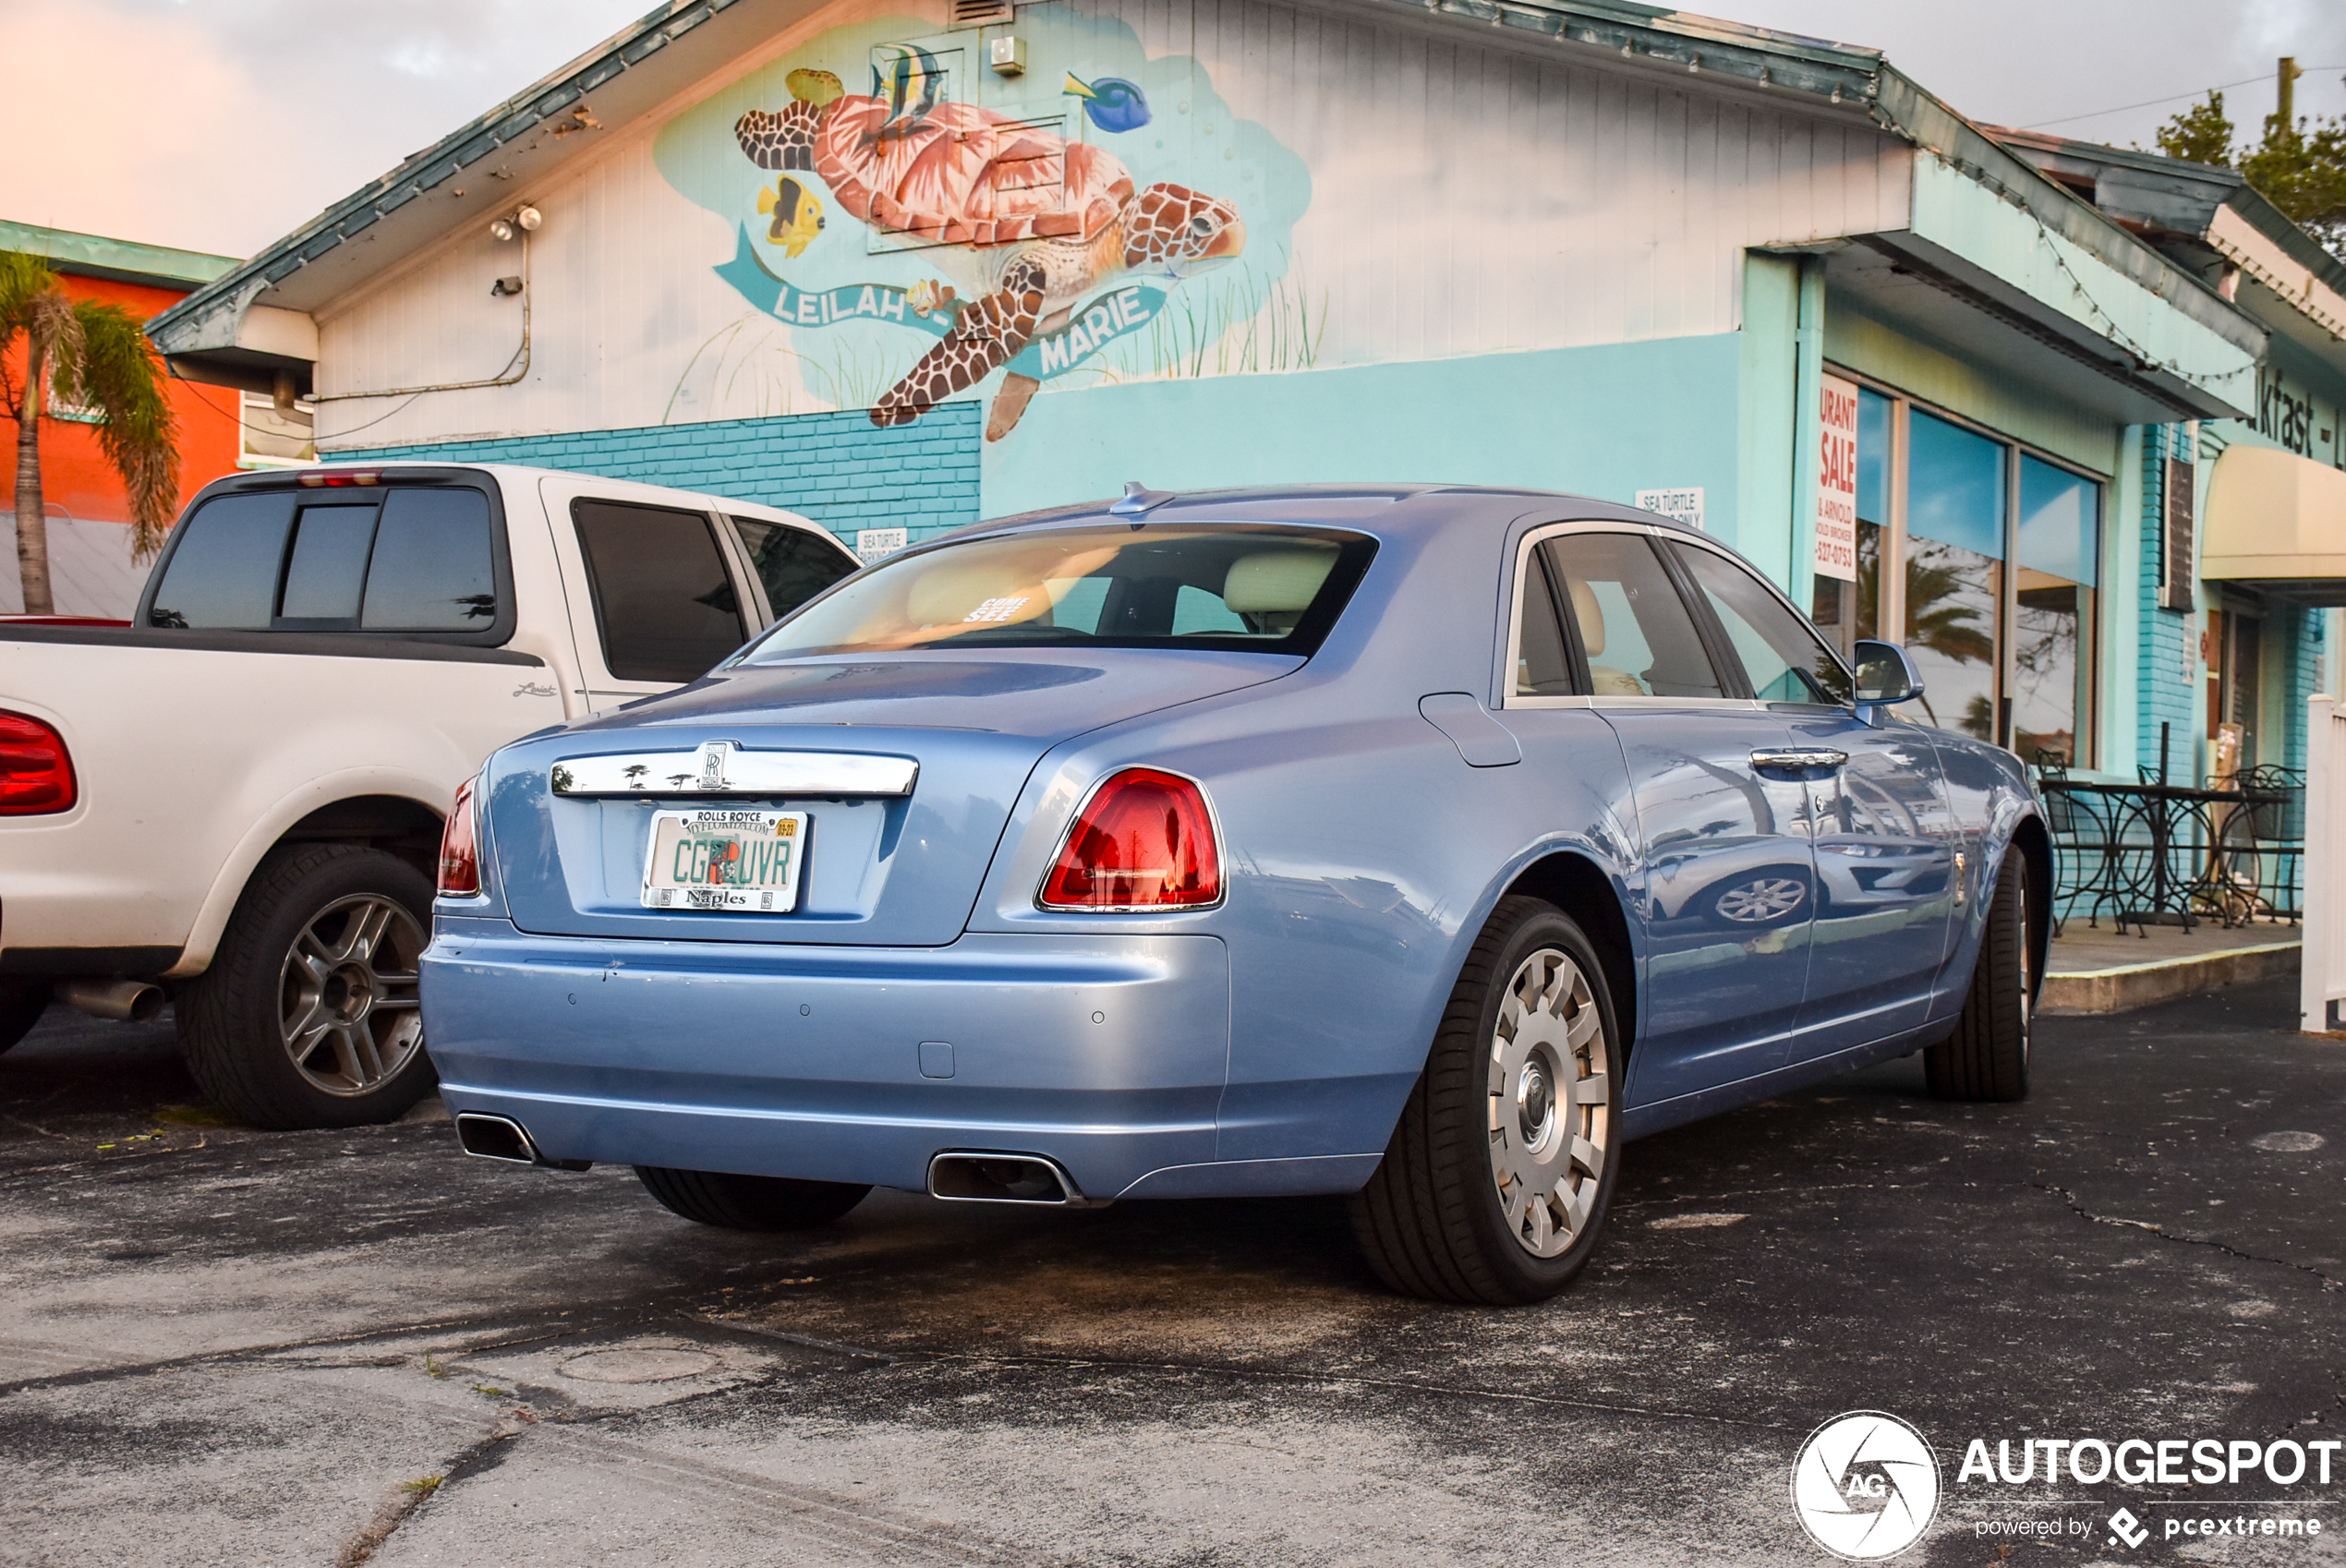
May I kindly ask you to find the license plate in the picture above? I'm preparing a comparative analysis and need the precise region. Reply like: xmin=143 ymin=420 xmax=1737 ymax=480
xmin=639 ymin=809 xmax=808 ymax=911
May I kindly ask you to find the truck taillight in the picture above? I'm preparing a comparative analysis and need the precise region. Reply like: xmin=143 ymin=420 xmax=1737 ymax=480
xmin=438 ymin=775 xmax=482 ymax=896
xmin=0 ymin=711 xmax=76 ymax=815
xmin=1039 ymin=768 xmax=1222 ymax=911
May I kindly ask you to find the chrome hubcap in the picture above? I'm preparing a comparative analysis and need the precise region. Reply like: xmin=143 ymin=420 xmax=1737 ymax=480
xmin=280 ymin=895 xmax=425 ymax=1096
xmin=1488 ymin=947 xmax=1612 ymax=1259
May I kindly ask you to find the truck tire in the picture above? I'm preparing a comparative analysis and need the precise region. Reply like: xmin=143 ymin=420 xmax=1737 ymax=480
xmin=634 ymin=1167 xmax=872 ymax=1231
xmin=1926 ymin=854 xmax=2032 ymax=1103
xmin=1348 ymin=895 xmax=1624 ymax=1305
xmin=178 ymin=844 xmax=438 ymax=1128
xmin=0 ymin=982 xmax=50 ymax=1055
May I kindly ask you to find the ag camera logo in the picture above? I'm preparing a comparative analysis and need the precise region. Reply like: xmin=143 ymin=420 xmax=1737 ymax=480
xmin=1792 ymin=1411 xmax=1941 ymax=1560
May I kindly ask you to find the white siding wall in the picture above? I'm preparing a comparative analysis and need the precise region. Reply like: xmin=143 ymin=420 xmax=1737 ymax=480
xmin=316 ymin=0 xmax=1911 ymax=449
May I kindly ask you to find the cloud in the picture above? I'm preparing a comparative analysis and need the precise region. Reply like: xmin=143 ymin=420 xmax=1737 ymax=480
xmin=0 ymin=0 xmax=648 ymax=258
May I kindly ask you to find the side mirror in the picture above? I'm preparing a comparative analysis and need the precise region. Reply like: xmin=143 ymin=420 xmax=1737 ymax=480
xmin=1852 ymin=640 xmax=1924 ymax=714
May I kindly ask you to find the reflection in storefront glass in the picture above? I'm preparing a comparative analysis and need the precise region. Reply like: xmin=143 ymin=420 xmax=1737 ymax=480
xmin=2013 ymin=455 xmax=2099 ymax=767
xmin=1906 ymin=412 xmax=2006 ymax=742
xmin=1905 ymin=538 xmax=2001 ymax=739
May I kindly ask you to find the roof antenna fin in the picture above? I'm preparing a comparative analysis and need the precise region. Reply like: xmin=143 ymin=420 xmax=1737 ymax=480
xmin=1109 ymin=480 xmax=1175 ymax=517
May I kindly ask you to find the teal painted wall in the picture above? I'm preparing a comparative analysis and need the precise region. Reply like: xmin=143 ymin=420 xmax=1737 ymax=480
xmin=342 ymin=405 xmax=983 ymax=547
xmin=979 ymin=333 xmax=1764 ymax=563
xmin=1737 ymin=255 xmax=1801 ymax=595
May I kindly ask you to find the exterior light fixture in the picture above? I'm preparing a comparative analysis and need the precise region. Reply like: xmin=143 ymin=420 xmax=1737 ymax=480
xmin=489 ymin=218 xmax=516 ymax=242
xmin=515 ymin=206 xmax=543 ymax=232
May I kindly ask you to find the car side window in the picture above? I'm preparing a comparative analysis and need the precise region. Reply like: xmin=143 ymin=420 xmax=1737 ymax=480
xmin=728 ymin=516 xmax=856 ymax=621
xmin=1514 ymin=547 xmax=1578 ymax=697
xmin=573 ymin=500 xmax=749 ymax=682
xmin=1541 ymin=532 xmax=1723 ymax=700
xmin=1669 ymin=542 xmax=1852 ymax=706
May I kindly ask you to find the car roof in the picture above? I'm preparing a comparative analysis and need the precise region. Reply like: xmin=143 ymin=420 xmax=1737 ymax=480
xmin=947 ymin=482 xmax=1702 ymax=543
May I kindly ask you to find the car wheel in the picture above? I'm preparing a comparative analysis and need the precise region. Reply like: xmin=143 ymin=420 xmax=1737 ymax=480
xmin=1699 ymin=866 xmax=1811 ymax=928
xmin=635 ymin=1166 xmax=872 ymax=1231
xmin=177 ymin=845 xmax=438 ymax=1128
xmin=1348 ymin=895 xmax=1624 ymax=1305
xmin=0 ymin=982 xmax=51 ymax=1055
xmin=1927 ymin=852 xmax=2031 ymax=1102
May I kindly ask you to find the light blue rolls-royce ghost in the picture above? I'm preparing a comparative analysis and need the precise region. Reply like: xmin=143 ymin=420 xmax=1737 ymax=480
xmin=422 ymin=485 xmax=2048 ymax=1304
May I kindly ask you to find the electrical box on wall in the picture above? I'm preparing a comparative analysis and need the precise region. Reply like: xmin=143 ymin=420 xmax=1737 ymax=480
xmin=988 ymin=35 xmax=1026 ymax=76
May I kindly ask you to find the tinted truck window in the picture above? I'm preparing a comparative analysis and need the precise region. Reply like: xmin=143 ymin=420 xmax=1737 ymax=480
xmin=147 ymin=491 xmax=297 ymax=627
xmin=730 ymin=517 xmax=855 ymax=618
xmin=363 ymin=488 xmax=496 ymax=630
xmin=276 ymin=502 xmax=380 ymax=622
xmin=573 ymin=500 xmax=748 ymax=681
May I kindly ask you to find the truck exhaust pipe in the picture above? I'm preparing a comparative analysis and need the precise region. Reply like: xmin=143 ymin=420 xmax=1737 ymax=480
xmin=927 ymin=1151 xmax=1099 ymax=1206
xmin=59 ymin=978 xmax=163 ymax=1023
xmin=453 ymin=1112 xmax=590 ymax=1170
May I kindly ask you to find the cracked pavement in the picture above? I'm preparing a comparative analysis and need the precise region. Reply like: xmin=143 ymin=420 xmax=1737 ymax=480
xmin=2 ymin=977 xmax=2340 ymax=1565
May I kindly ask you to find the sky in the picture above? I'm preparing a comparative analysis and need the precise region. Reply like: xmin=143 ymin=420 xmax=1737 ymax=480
xmin=5 ymin=0 xmax=2345 ymax=260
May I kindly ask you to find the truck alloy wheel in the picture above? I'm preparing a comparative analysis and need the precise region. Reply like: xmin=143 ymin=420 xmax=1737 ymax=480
xmin=179 ymin=844 xmax=439 ymax=1128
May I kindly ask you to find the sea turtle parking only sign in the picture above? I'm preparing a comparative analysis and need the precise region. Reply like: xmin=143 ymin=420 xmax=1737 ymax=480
xmin=1815 ymin=373 xmax=1859 ymax=582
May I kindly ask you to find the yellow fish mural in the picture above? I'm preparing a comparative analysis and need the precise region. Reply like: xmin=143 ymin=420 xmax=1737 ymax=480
xmin=756 ymin=175 xmax=825 ymax=257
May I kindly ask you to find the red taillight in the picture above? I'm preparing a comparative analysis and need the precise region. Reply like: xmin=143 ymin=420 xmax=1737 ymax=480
xmin=438 ymin=775 xmax=481 ymax=896
xmin=297 ymin=470 xmax=381 ymax=488
xmin=0 ymin=711 xmax=76 ymax=815
xmin=1040 ymin=768 xmax=1221 ymax=911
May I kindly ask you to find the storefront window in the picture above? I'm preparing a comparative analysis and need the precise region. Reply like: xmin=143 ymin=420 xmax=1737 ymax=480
xmin=2013 ymin=455 xmax=2099 ymax=767
xmin=1906 ymin=411 xmax=2005 ymax=742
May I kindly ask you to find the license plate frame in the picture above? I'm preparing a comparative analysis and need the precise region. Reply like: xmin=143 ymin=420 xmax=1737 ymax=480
xmin=639 ymin=808 xmax=809 ymax=912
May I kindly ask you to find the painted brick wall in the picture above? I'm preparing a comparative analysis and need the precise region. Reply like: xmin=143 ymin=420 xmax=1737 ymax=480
xmin=341 ymin=405 xmax=983 ymax=547
xmin=2134 ymin=422 xmax=2195 ymax=780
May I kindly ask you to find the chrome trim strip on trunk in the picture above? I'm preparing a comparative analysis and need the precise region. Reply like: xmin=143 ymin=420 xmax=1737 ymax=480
xmin=550 ymin=740 xmax=917 ymax=798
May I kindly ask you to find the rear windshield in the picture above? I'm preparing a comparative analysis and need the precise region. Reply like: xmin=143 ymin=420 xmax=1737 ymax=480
xmin=739 ymin=525 xmax=1376 ymax=660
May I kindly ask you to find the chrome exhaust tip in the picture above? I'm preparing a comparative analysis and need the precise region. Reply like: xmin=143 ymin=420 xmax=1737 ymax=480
xmin=926 ymin=1151 xmax=1099 ymax=1206
xmin=58 ymin=978 xmax=164 ymax=1023
xmin=453 ymin=1112 xmax=590 ymax=1170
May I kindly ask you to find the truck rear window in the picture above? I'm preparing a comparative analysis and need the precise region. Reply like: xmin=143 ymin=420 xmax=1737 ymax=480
xmin=148 ymin=487 xmax=497 ymax=633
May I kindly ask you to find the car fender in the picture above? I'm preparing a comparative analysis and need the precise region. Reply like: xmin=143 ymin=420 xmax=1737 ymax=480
xmin=169 ymin=763 xmax=457 ymax=976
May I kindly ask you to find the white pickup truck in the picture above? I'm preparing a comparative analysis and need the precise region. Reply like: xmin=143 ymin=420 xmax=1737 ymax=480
xmin=0 ymin=463 xmax=859 ymax=1127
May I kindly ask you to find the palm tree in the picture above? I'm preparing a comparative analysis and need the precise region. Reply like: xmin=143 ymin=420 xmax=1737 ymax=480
xmin=2 ymin=252 xmax=179 ymax=615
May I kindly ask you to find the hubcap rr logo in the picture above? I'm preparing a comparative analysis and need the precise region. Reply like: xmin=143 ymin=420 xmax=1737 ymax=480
xmin=1791 ymin=1411 xmax=1940 ymax=1560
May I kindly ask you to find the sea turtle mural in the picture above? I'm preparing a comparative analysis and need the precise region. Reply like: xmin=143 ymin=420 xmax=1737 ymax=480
xmin=733 ymin=65 xmax=1244 ymax=439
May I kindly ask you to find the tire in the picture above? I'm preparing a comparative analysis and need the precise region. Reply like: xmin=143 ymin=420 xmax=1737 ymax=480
xmin=177 ymin=845 xmax=438 ymax=1128
xmin=1927 ymin=852 xmax=2032 ymax=1102
xmin=635 ymin=1166 xmax=872 ymax=1231
xmin=1348 ymin=895 xmax=1625 ymax=1305
xmin=0 ymin=982 xmax=51 ymax=1055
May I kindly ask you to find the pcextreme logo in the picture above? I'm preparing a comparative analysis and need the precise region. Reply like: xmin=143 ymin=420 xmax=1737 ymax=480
xmin=1791 ymin=1412 xmax=1941 ymax=1561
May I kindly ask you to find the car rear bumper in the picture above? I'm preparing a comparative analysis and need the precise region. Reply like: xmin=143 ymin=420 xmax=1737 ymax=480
xmin=420 ymin=917 xmax=1233 ymax=1198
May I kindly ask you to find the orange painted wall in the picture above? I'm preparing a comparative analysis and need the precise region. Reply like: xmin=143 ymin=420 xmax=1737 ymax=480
xmin=0 ymin=271 xmax=243 ymax=533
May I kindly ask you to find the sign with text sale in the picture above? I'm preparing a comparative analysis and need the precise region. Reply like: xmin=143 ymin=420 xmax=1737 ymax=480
xmin=1815 ymin=373 xmax=1859 ymax=582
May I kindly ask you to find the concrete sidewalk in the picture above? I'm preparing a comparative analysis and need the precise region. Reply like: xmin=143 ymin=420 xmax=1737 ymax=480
xmin=2043 ymin=916 xmax=2301 ymax=1015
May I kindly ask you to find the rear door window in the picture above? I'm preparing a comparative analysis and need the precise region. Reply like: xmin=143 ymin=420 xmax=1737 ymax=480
xmin=573 ymin=500 xmax=749 ymax=682
xmin=1513 ymin=548 xmax=1578 ymax=697
xmin=1540 ymin=533 xmax=1724 ymax=700
xmin=146 ymin=491 xmax=297 ymax=627
xmin=728 ymin=517 xmax=857 ymax=621
xmin=362 ymin=488 xmax=498 ymax=630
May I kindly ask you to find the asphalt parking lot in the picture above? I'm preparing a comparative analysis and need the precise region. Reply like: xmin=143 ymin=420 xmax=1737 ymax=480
xmin=2 ymin=977 xmax=2339 ymax=1567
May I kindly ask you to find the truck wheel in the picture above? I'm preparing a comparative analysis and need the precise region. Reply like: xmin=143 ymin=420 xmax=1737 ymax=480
xmin=1348 ymin=895 xmax=1624 ymax=1305
xmin=635 ymin=1167 xmax=872 ymax=1231
xmin=178 ymin=845 xmax=437 ymax=1128
xmin=0 ymin=982 xmax=51 ymax=1055
xmin=1927 ymin=854 xmax=2031 ymax=1103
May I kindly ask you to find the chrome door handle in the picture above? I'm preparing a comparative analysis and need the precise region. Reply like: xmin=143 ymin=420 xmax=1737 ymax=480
xmin=1750 ymin=748 xmax=1849 ymax=772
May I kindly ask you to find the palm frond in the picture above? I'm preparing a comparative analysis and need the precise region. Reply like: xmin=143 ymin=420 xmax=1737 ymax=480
xmin=67 ymin=298 xmax=180 ymax=559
